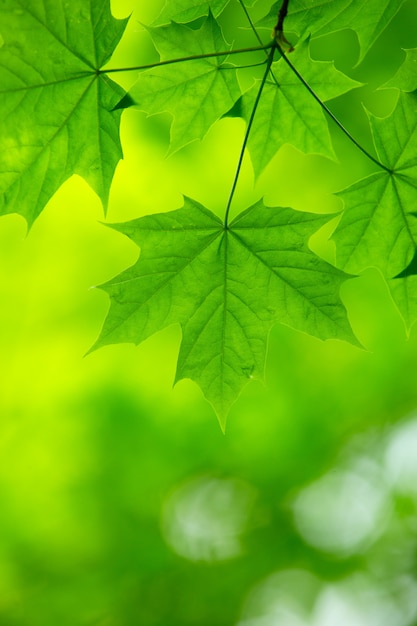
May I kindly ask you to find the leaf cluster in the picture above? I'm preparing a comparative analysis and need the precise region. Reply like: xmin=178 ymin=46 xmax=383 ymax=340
xmin=1 ymin=0 xmax=415 ymax=426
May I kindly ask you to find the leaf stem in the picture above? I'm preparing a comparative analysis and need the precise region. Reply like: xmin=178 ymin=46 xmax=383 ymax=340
xmin=277 ymin=51 xmax=393 ymax=173
xmin=224 ymin=43 xmax=277 ymax=228
xmin=237 ymin=0 xmax=265 ymax=47
xmin=101 ymin=43 xmax=273 ymax=75
xmin=237 ymin=0 xmax=281 ymax=87
xmin=238 ymin=0 xmax=392 ymax=174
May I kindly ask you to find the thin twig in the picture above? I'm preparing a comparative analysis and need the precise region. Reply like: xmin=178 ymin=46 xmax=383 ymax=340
xmin=101 ymin=44 xmax=273 ymax=75
xmin=274 ymin=0 xmax=294 ymax=52
xmin=278 ymin=51 xmax=392 ymax=173
xmin=237 ymin=0 xmax=281 ymax=87
xmin=238 ymin=0 xmax=391 ymax=173
xmin=276 ymin=0 xmax=290 ymax=33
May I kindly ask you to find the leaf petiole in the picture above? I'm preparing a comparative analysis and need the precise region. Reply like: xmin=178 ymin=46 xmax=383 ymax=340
xmin=224 ymin=43 xmax=277 ymax=228
xmin=101 ymin=43 xmax=273 ymax=75
xmin=237 ymin=0 xmax=265 ymax=47
xmin=238 ymin=0 xmax=392 ymax=174
xmin=277 ymin=51 xmax=393 ymax=173
xmin=220 ymin=60 xmax=269 ymax=70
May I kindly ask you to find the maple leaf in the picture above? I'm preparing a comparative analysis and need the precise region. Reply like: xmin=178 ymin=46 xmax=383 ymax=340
xmin=94 ymin=198 xmax=357 ymax=427
xmin=126 ymin=14 xmax=241 ymax=154
xmin=153 ymin=0 xmax=230 ymax=26
xmin=385 ymin=49 xmax=417 ymax=93
xmin=257 ymin=0 xmax=406 ymax=63
xmin=234 ymin=39 xmax=359 ymax=177
xmin=0 ymin=0 xmax=128 ymax=225
xmin=382 ymin=50 xmax=417 ymax=329
xmin=332 ymin=86 xmax=417 ymax=329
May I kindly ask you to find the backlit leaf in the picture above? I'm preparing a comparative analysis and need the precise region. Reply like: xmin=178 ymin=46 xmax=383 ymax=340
xmin=95 ymin=198 xmax=357 ymax=426
xmin=127 ymin=14 xmax=241 ymax=154
xmin=257 ymin=0 xmax=406 ymax=63
xmin=153 ymin=0 xmax=230 ymax=26
xmin=333 ymin=91 xmax=417 ymax=328
xmin=385 ymin=48 xmax=417 ymax=93
xmin=0 ymin=0 xmax=128 ymax=224
xmin=237 ymin=39 xmax=359 ymax=177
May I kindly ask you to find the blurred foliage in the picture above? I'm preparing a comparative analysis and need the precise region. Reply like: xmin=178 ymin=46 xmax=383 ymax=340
xmin=1 ymin=0 xmax=417 ymax=624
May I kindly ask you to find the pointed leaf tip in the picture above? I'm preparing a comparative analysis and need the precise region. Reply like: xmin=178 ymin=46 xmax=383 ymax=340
xmin=126 ymin=15 xmax=241 ymax=153
xmin=94 ymin=198 xmax=358 ymax=426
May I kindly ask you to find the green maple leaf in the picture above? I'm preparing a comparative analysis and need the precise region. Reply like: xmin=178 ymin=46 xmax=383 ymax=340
xmin=385 ymin=49 xmax=417 ymax=93
xmin=383 ymin=50 xmax=417 ymax=329
xmin=127 ymin=14 xmax=241 ymax=154
xmin=332 ymin=88 xmax=417 ymax=328
xmin=258 ymin=0 xmax=406 ymax=62
xmin=236 ymin=39 xmax=359 ymax=177
xmin=0 ymin=0 xmax=127 ymax=224
xmin=153 ymin=0 xmax=230 ymax=26
xmin=94 ymin=198 xmax=357 ymax=427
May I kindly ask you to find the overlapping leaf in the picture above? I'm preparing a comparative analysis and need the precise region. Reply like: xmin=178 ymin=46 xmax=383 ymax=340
xmin=2 ymin=0 xmax=409 ymax=423
xmin=95 ymin=198 xmax=357 ymax=425
xmin=385 ymin=49 xmax=417 ymax=93
xmin=127 ymin=14 xmax=241 ymax=154
xmin=0 ymin=0 xmax=128 ymax=224
xmin=381 ymin=50 xmax=417 ymax=328
xmin=257 ymin=0 xmax=406 ymax=62
xmin=153 ymin=0 xmax=230 ymax=26
xmin=332 ymin=64 xmax=417 ymax=327
xmin=235 ymin=39 xmax=359 ymax=176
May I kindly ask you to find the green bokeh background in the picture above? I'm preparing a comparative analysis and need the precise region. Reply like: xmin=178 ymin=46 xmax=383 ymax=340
xmin=2 ymin=1 xmax=417 ymax=624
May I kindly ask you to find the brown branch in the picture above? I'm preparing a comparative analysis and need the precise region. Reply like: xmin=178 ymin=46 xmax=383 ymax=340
xmin=274 ymin=0 xmax=294 ymax=52
xmin=277 ymin=0 xmax=290 ymax=31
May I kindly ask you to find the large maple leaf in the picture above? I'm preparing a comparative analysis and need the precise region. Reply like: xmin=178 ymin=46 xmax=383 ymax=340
xmin=94 ymin=198 xmax=357 ymax=426
xmin=0 ymin=0 xmax=128 ymax=224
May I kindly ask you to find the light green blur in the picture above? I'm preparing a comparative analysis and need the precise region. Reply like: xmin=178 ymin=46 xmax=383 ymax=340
xmin=1 ymin=0 xmax=417 ymax=624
